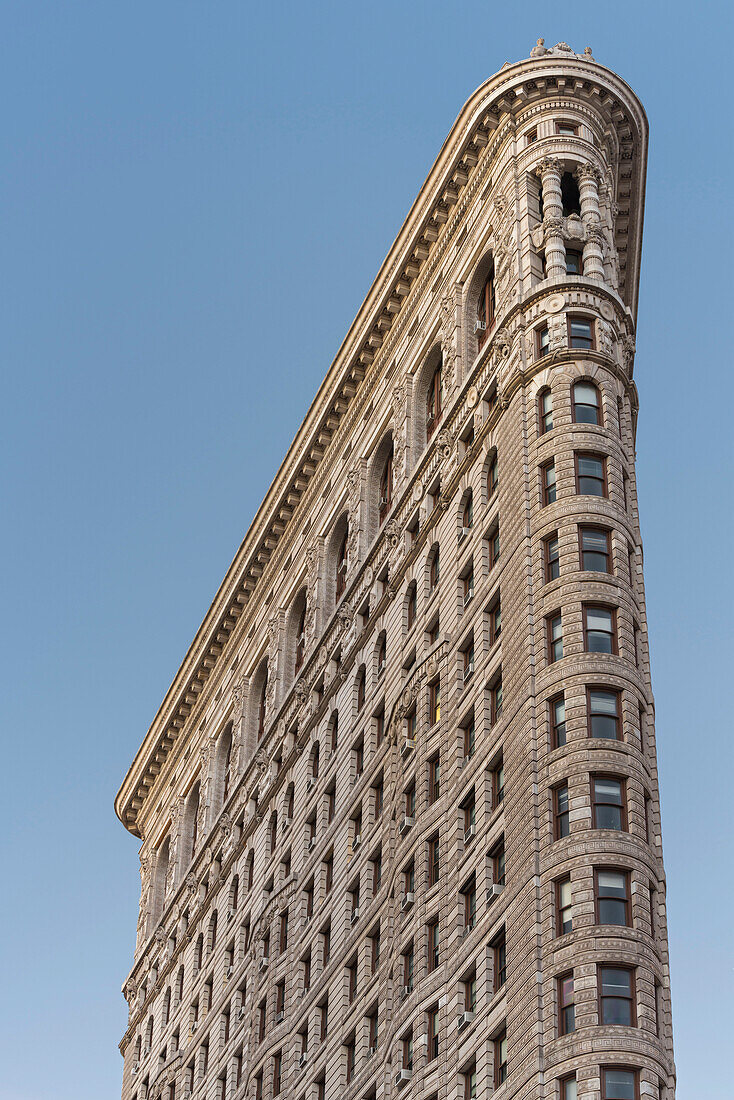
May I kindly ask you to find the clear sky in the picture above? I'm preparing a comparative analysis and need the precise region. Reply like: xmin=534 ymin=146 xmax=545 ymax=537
xmin=1 ymin=2 xmax=731 ymax=1098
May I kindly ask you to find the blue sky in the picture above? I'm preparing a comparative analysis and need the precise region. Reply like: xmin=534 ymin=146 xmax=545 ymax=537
xmin=1 ymin=2 xmax=731 ymax=1097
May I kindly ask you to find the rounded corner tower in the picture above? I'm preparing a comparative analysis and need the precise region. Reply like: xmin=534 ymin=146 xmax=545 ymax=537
xmin=116 ymin=39 xmax=675 ymax=1100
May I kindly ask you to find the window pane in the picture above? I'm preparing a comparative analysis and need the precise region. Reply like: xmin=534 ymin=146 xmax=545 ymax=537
xmin=563 ymin=1079 xmax=578 ymax=1100
xmin=590 ymin=690 xmax=619 ymax=738
xmin=595 ymin=778 xmax=623 ymax=804
xmin=603 ymin=1069 xmax=636 ymax=1100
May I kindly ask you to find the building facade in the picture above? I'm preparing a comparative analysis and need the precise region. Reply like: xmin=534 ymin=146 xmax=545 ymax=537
xmin=116 ymin=40 xmax=675 ymax=1100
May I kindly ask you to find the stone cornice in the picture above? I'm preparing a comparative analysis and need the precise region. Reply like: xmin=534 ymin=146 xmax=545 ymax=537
xmin=116 ymin=51 xmax=647 ymax=838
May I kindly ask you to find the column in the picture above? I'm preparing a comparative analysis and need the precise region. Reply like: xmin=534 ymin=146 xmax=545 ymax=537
xmin=536 ymin=157 xmax=566 ymax=279
xmin=576 ymin=163 xmax=605 ymax=281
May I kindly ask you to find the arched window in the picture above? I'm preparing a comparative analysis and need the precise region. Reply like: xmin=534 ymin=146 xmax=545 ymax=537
xmin=376 ymin=633 xmax=387 ymax=678
xmin=538 ymin=388 xmax=553 ymax=434
xmin=184 ymin=783 xmax=200 ymax=866
xmin=230 ymin=874 xmax=240 ymax=913
xmin=561 ymin=171 xmax=581 ymax=217
xmin=269 ymin=812 xmax=278 ymax=855
xmin=311 ymin=742 xmax=320 ymax=779
xmin=406 ymin=582 xmax=417 ymax=629
xmin=145 ymin=1015 xmax=154 ymax=1052
xmin=245 ymin=849 xmax=254 ymax=891
xmin=195 ymin=933 xmax=204 ymax=972
xmin=286 ymin=784 xmax=295 ymax=820
xmin=476 ymin=266 xmax=496 ymax=349
xmin=356 ymin=666 xmax=366 ymax=712
xmin=426 ymin=360 xmax=443 ymax=439
xmin=175 ymin=965 xmax=184 ymax=1004
xmin=162 ymin=987 xmax=171 ymax=1025
xmin=572 ymin=381 xmax=601 ymax=425
xmin=208 ymin=910 xmax=218 ymax=954
xmin=379 ymin=447 xmax=393 ymax=524
xmin=150 ymin=834 xmax=170 ymax=929
xmin=429 ymin=545 xmax=440 ymax=590
xmin=295 ymin=601 xmax=306 ymax=672
xmin=336 ymin=528 xmax=348 ymax=599
xmin=487 ymin=454 xmax=498 ymax=499
xmin=329 ymin=711 xmax=339 ymax=752
xmin=462 ymin=491 xmax=473 ymax=532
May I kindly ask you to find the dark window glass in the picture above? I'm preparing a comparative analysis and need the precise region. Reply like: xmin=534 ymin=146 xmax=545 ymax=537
xmin=576 ymin=453 xmax=606 ymax=496
xmin=554 ymin=784 xmax=570 ymax=838
xmin=548 ymin=613 xmax=563 ymax=662
xmin=551 ymin=695 xmax=566 ymax=748
xmin=596 ymin=870 xmax=630 ymax=926
xmin=599 ymin=967 xmax=634 ymax=1026
xmin=539 ymin=389 xmax=553 ymax=431
xmin=581 ymin=527 xmax=610 ymax=571
xmin=559 ymin=973 xmax=575 ymax=1034
xmin=602 ymin=1069 xmax=637 ymax=1100
xmin=573 ymin=381 xmax=601 ymax=424
xmin=545 ymin=535 xmax=560 ymax=581
xmin=565 ymin=249 xmax=583 ymax=275
xmin=542 ymin=460 xmax=557 ymax=505
xmin=584 ymin=606 xmax=615 ymax=653
xmin=557 ymin=877 xmax=573 ymax=934
xmin=593 ymin=777 xmax=625 ymax=831
xmin=569 ymin=316 xmax=593 ymax=348
xmin=589 ymin=689 xmax=620 ymax=739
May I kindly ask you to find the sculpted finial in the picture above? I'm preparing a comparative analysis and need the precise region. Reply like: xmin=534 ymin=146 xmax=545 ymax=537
xmin=584 ymin=46 xmax=594 ymax=58
xmin=530 ymin=37 xmax=548 ymax=58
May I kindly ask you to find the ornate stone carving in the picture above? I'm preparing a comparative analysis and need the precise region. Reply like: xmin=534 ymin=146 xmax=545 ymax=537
xmin=383 ymin=518 xmax=402 ymax=549
xmin=494 ymin=327 xmax=512 ymax=359
xmin=185 ymin=871 xmax=198 ymax=894
xmin=543 ymin=216 xmax=565 ymax=241
xmin=535 ymin=157 xmax=562 ymax=179
xmin=434 ymin=427 xmax=453 ymax=460
xmin=530 ymin=36 xmax=548 ymax=57
xmin=295 ymin=680 xmax=309 ymax=706
xmin=621 ymin=335 xmax=636 ymax=368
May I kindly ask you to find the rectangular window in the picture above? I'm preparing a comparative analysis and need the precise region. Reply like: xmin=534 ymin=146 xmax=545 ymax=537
xmin=559 ymin=972 xmax=575 ymax=1034
xmin=575 ymin=452 xmax=607 ymax=496
xmin=547 ymin=612 xmax=563 ymax=662
xmin=544 ymin=534 xmax=560 ymax=581
xmin=568 ymin=315 xmax=595 ymax=349
xmin=462 ymin=875 xmax=477 ymax=930
xmin=539 ymin=388 xmax=553 ymax=432
xmin=556 ymin=120 xmax=579 ymax=135
xmin=565 ymin=249 xmax=583 ymax=274
xmin=550 ymin=694 xmax=566 ymax=748
xmin=541 ymin=460 xmax=557 ymax=505
xmin=427 ymin=1005 xmax=439 ymax=1059
xmin=368 ymin=1010 xmax=378 ymax=1052
xmin=463 ymin=568 xmax=474 ymax=607
xmin=554 ymin=783 xmax=570 ymax=839
xmin=272 ymin=1051 xmax=282 ymax=1096
xmin=490 ymin=526 xmax=500 ymax=566
xmin=595 ymin=868 xmax=631 ymax=926
xmin=488 ymin=597 xmax=501 ymax=645
xmin=494 ymin=1030 xmax=508 ymax=1087
xmin=580 ymin=526 xmax=611 ymax=572
xmin=583 ymin=605 xmax=617 ymax=654
xmin=491 ymin=677 xmax=503 ymax=724
xmin=401 ymin=1032 xmax=413 ymax=1071
xmin=561 ymin=1075 xmax=578 ymax=1100
xmin=493 ymin=840 xmax=506 ymax=886
xmin=592 ymin=775 xmax=627 ymax=831
xmin=492 ymin=759 xmax=505 ymax=809
xmin=601 ymin=1068 xmax=638 ymax=1100
xmin=430 ymin=680 xmax=441 ymax=725
xmin=537 ymin=324 xmax=550 ymax=359
xmin=428 ymin=835 xmax=440 ymax=887
xmin=403 ymin=943 xmax=414 ymax=992
xmin=599 ymin=966 xmax=636 ymax=1026
xmin=556 ymin=876 xmax=573 ymax=934
xmin=588 ymin=688 xmax=621 ymax=739
xmin=494 ymin=932 xmax=507 ymax=988
xmin=488 ymin=455 xmax=498 ymax=497
xmin=463 ymin=715 xmax=475 ymax=761
xmin=405 ymin=782 xmax=416 ymax=817
xmin=348 ymin=959 xmax=357 ymax=1002
xmin=427 ymin=919 xmax=439 ymax=972
xmin=428 ymin=755 xmax=440 ymax=803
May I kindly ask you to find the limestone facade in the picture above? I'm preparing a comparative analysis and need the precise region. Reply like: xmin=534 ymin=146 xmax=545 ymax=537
xmin=116 ymin=40 xmax=675 ymax=1100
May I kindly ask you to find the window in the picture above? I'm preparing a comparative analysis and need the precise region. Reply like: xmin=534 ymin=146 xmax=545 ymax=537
xmin=464 ymin=1064 xmax=478 ymax=1100
xmin=295 ymin=602 xmax=306 ymax=672
xmin=428 ymin=755 xmax=441 ymax=803
xmin=556 ymin=120 xmax=578 ymax=135
xmin=279 ymin=910 xmax=288 ymax=952
xmin=538 ymin=388 xmax=553 ymax=433
xmin=404 ymin=861 xmax=415 ymax=895
xmin=430 ymin=546 xmax=440 ymax=589
xmin=544 ymin=534 xmax=560 ymax=581
xmin=583 ymin=605 xmax=617 ymax=654
xmin=368 ymin=1008 xmax=378 ymax=1052
xmin=405 ymin=782 xmax=416 ymax=817
xmin=372 ymin=849 xmax=382 ymax=893
xmin=494 ymin=932 xmax=507 ymax=988
xmin=462 ymin=491 xmax=474 ymax=531
xmin=491 ymin=677 xmax=503 ymax=724
xmin=273 ymin=1051 xmax=282 ymax=1095
xmin=427 ymin=1005 xmax=440 ymax=1059
xmin=379 ymin=448 xmax=393 ymax=524
xmin=575 ymin=452 xmax=607 ymax=496
xmin=463 ymin=714 xmax=475 ymax=761
xmin=588 ymin=688 xmax=621 ymax=739
xmin=601 ymin=1068 xmax=638 ymax=1100
xmin=541 ymin=460 xmax=557 ymax=505
xmin=537 ymin=324 xmax=550 ymax=359
xmin=429 ymin=680 xmax=441 ymax=725
xmin=427 ymin=918 xmax=439 ymax=971
xmin=558 ymin=972 xmax=575 ymax=1034
xmin=477 ymin=267 xmax=496 ymax=348
xmin=375 ymin=706 xmax=384 ymax=746
xmin=407 ymin=583 xmax=417 ymax=628
xmin=356 ymin=667 xmax=366 ymax=711
xmin=324 ymin=854 xmax=333 ymax=894
xmin=599 ymin=966 xmax=635 ymax=1025
xmin=377 ymin=634 xmax=386 ymax=677
xmin=494 ymin=1029 xmax=508 ymax=1086
xmin=402 ymin=1031 xmax=413 ymax=1071
xmin=347 ymin=957 xmax=358 ymax=1003
xmin=463 ymin=641 xmax=475 ymax=682
xmin=426 ymin=361 xmax=442 ymax=439
xmin=319 ymin=998 xmax=328 ymax=1041
xmin=336 ymin=529 xmax=348 ymax=599
xmin=573 ymin=381 xmax=601 ymax=424
xmin=489 ymin=597 xmax=501 ymax=644
xmin=490 ymin=526 xmax=500 ymax=567
xmin=345 ymin=1035 xmax=356 ymax=1083
xmin=595 ymin=869 xmax=631 ymax=926
xmin=561 ymin=1076 xmax=578 ymax=1100
xmin=373 ymin=777 xmax=383 ymax=817
xmin=463 ymin=567 xmax=474 ymax=607
xmin=492 ymin=840 xmax=506 ymax=886
xmin=487 ymin=454 xmax=498 ymax=497
xmin=370 ymin=925 xmax=380 ymax=973
xmin=556 ymin=876 xmax=573 ymax=935
xmin=326 ymin=787 xmax=335 ymax=823
xmin=302 ymin=952 xmax=311 ymax=992
xmin=428 ymin=835 xmax=440 ymax=887
xmin=561 ymin=172 xmax=581 ymax=216
xmin=547 ymin=613 xmax=563 ymax=662
xmin=554 ymin=783 xmax=570 ymax=839
xmin=580 ymin=526 xmax=611 ymax=571
xmin=526 ymin=128 xmax=537 ymax=144
xmin=592 ymin=775 xmax=627 ymax=831
xmin=565 ymin=249 xmax=583 ymax=275
xmin=461 ymin=874 xmax=477 ymax=930
xmin=550 ymin=694 xmax=566 ymax=748
xmin=492 ymin=759 xmax=505 ymax=809
xmin=403 ymin=943 xmax=414 ymax=993
xmin=463 ymin=970 xmax=477 ymax=1012
xmin=568 ymin=315 xmax=594 ymax=349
